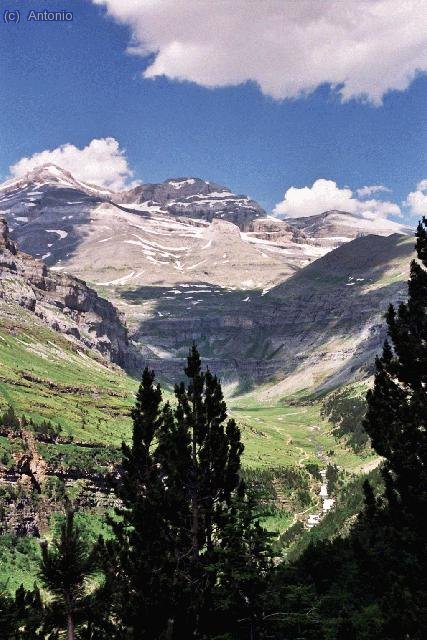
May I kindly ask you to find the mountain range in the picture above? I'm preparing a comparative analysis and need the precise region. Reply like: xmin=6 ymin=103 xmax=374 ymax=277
xmin=0 ymin=164 xmax=415 ymax=395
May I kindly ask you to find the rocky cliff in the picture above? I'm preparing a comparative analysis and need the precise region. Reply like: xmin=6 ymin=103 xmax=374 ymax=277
xmin=124 ymin=233 xmax=415 ymax=395
xmin=118 ymin=176 xmax=265 ymax=230
xmin=0 ymin=217 xmax=140 ymax=372
xmin=285 ymin=210 xmax=412 ymax=248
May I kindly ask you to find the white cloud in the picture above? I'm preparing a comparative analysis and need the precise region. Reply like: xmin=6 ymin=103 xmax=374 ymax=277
xmin=10 ymin=138 xmax=134 ymax=191
xmin=273 ymin=178 xmax=401 ymax=219
xmin=93 ymin=0 xmax=427 ymax=104
xmin=404 ymin=180 xmax=427 ymax=216
xmin=356 ymin=185 xmax=391 ymax=198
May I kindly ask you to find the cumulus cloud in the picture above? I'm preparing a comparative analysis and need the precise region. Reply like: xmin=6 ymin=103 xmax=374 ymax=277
xmin=10 ymin=138 xmax=134 ymax=190
xmin=404 ymin=179 xmax=427 ymax=216
xmin=93 ymin=0 xmax=427 ymax=104
xmin=357 ymin=185 xmax=391 ymax=198
xmin=273 ymin=179 xmax=401 ymax=219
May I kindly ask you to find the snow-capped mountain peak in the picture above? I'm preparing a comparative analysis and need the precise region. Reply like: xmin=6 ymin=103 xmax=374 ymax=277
xmin=0 ymin=163 xmax=116 ymax=199
xmin=0 ymin=166 xmax=413 ymax=288
xmin=285 ymin=209 xmax=413 ymax=248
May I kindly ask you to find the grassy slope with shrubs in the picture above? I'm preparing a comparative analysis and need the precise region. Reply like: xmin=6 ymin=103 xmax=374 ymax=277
xmin=0 ymin=302 xmax=136 ymax=444
xmin=0 ymin=302 xmax=376 ymax=590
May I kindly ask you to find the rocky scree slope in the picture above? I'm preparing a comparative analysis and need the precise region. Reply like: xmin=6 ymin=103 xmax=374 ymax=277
xmin=128 ymin=233 xmax=415 ymax=394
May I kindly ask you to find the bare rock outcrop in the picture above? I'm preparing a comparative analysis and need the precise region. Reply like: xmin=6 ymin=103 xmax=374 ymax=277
xmin=0 ymin=217 xmax=142 ymax=372
xmin=118 ymin=177 xmax=266 ymax=230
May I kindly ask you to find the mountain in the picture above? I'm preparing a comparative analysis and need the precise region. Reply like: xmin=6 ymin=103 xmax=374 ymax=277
xmin=0 ymin=167 xmax=414 ymax=581
xmin=285 ymin=209 xmax=412 ymax=248
xmin=256 ymin=232 xmax=415 ymax=396
xmin=0 ymin=165 xmax=266 ymax=231
xmin=119 ymin=176 xmax=266 ymax=230
xmin=0 ymin=166 xmax=410 ymax=291
xmin=0 ymin=165 xmax=414 ymax=391
xmin=123 ymin=233 xmax=414 ymax=393
xmin=0 ymin=165 xmax=328 ymax=290
xmin=0 ymin=164 xmax=114 ymax=226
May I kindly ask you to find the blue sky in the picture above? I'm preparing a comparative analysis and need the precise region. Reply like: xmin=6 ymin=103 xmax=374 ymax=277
xmin=1 ymin=0 xmax=427 ymax=221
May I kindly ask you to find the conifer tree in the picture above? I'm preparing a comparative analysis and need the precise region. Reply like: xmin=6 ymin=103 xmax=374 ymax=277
xmin=361 ymin=217 xmax=427 ymax=638
xmin=107 ymin=367 xmax=173 ymax=638
xmin=169 ymin=344 xmax=270 ymax=638
xmin=105 ymin=347 xmax=272 ymax=639
xmin=39 ymin=511 xmax=95 ymax=640
xmin=207 ymin=487 xmax=272 ymax=639
xmin=0 ymin=587 xmax=18 ymax=639
xmin=365 ymin=217 xmax=427 ymax=514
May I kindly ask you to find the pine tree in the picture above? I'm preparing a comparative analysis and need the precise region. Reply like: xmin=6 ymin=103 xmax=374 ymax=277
xmin=207 ymin=487 xmax=272 ymax=639
xmin=107 ymin=367 xmax=173 ymax=638
xmin=105 ymin=346 xmax=272 ymax=639
xmin=0 ymin=586 xmax=18 ymax=639
xmin=360 ymin=217 xmax=427 ymax=638
xmin=39 ymin=511 xmax=95 ymax=640
xmin=171 ymin=347 xmax=238 ymax=630
xmin=0 ymin=405 xmax=20 ymax=430
xmin=169 ymin=344 xmax=270 ymax=638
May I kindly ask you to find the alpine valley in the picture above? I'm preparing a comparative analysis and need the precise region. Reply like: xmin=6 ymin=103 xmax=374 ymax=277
xmin=0 ymin=164 xmax=415 ymax=588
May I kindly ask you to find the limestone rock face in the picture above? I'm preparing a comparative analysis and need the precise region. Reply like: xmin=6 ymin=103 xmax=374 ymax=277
xmin=1 ymin=165 xmax=325 ymax=291
xmin=246 ymin=217 xmax=307 ymax=243
xmin=0 ymin=218 xmax=17 ymax=254
xmin=0 ymin=217 xmax=140 ymax=372
xmin=118 ymin=177 xmax=266 ymax=230
xmin=130 ymin=233 xmax=414 ymax=395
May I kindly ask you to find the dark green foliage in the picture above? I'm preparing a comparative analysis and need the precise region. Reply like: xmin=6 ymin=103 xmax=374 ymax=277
xmin=242 ymin=465 xmax=312 ymax=504
xmin=325 ymin=463 xmax=339 ymax=493
xmin=169 ymin=344 xmax=271 ymax=637
xmin=286 ymin=467 xmax=383 ymax=561
xmin=263 ymin=578 xmax=321 ymax=640
xmin=97 ymin=345 xmax=272 ymax=639
xmin=277 ymin=520 xmax=304 ymax=547
xmin=43 ymin=477 xmax=66 ymax=503
xmin=305 ymin=462 xmax=322 ymax=480
xmin=255 ymin=220 xmax=427 ymax=640
xmin=0 ymin=583 xmax=50 ymax=640
xmin=357 ymin=216 xmax=427 ymax=638
xmin=0 ymin=585 xmax=17 ymax=638
xmin=4 ymin=214 xmax=427 ymax=639
xmin=204 ymin=489 xmax=272 ymax=639
xmin=39 ymin=511 xmax=96 ymax=639
xmin=29 ymin=419 xmax=62 ymax=440
xmin=0 ymin=406 xmax=20 ymax=431
xmin=37 ymin=441 xmax=121 ymax=475
xmin=321 ymin=387 xmax=369 ymax=450
xmin=276 ymin=220 xmax=427 ymax=638
xmin=0 ymin=408 xmax=62 ymax=440
xmin=100 ymin=366 xmax=173 ymax=638
xmin=0 ymin=449 xmax=13 ymax=469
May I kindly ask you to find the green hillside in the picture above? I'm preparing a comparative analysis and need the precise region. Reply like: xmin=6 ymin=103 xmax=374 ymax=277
xmin=0 ymin=299 xmax=136 ymax=444
xmin=0 ymin=299 xmax=375 ymax=592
